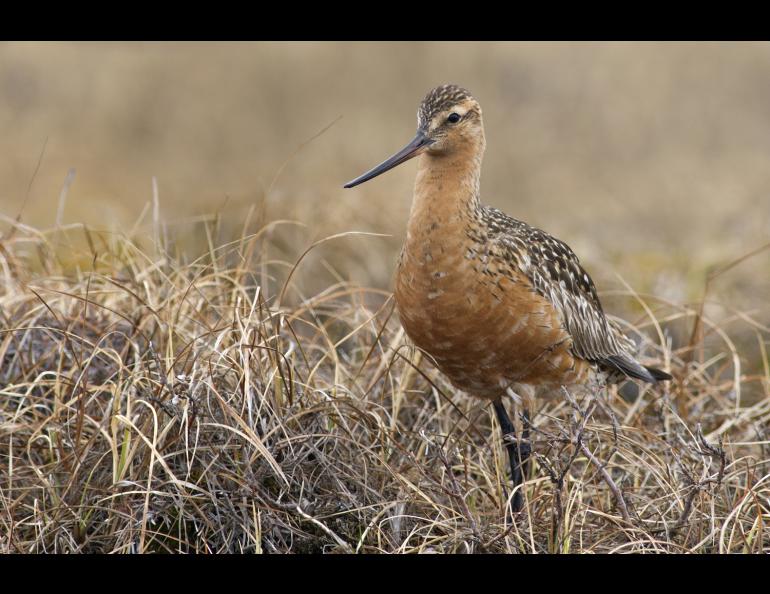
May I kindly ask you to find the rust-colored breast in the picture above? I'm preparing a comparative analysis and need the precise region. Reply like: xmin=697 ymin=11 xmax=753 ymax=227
xmin=395 ymin=221 xmax=591 ymax=400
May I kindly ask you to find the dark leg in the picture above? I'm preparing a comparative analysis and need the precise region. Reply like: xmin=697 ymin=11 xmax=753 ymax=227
xmin=493 ymin=399 xmax=527 ymax=513
xmin=520 ymin=408 xmax=532 ymax=477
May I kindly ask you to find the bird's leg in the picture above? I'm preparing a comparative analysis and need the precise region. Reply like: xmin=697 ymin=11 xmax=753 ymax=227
xmin=520 ymin=408 xmax=532 ymax=477
xmin=493 ymin=399 xmax=526 ymax=513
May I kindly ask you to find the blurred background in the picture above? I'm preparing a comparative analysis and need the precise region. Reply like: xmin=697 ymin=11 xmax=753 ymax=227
xmin=1 ymin=41 xmax=769 ymax=319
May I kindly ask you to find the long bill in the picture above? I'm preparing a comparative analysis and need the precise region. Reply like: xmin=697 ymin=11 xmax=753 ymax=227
xmin=343 ymin=131 xmax=434 ymax=188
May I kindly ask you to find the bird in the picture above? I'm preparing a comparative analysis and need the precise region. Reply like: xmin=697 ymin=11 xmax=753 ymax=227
xmin=343 ymin=84 xmax=671 ymax=513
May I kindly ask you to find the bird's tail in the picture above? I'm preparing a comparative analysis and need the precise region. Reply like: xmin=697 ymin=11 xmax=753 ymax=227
xmin=643 ymin=365 xmax=673 ymax=382
xmin=603 ymin=354 xmax=672 ymax=384
xmin=603 ymin=319 xmax=672 ymax=384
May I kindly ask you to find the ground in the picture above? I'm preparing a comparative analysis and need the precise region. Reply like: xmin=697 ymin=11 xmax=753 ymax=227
xmin=1 ymin=219 xmax=768 ymax=554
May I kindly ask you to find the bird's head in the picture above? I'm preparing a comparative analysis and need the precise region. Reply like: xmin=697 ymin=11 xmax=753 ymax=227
xmin=416 ymin=84 xmax=484 ymax=154
xmin=344 ymin=84 xmax=484 ymax=188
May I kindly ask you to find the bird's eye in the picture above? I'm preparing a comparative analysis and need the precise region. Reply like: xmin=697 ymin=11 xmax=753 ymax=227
xmin=447 ymin=113 xmax=461 ymax=123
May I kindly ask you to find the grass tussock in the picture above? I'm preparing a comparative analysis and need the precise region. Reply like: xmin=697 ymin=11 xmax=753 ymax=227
xmin=1 ymin=216 xmax=769 ymax=554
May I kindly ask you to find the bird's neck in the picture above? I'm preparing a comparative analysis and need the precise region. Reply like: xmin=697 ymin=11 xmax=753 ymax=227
xmin=408 ymin=142 xmax=484 ymax=238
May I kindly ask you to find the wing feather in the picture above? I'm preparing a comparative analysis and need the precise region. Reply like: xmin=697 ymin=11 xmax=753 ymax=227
xmin=482 ymin=207 xmax=630 ymax=363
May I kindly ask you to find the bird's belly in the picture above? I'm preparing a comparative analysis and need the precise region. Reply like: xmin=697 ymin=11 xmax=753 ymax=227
xmin=395 ymin=249 xmax=588 ymax=398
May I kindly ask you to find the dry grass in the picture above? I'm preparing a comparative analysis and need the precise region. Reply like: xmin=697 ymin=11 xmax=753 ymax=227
xmin=1 ymin=212 xmax=768 ymax=554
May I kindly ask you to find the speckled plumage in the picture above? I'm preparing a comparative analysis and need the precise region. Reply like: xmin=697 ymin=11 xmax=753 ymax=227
xmin=417 ymin=84 xmax=475 ymax=128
